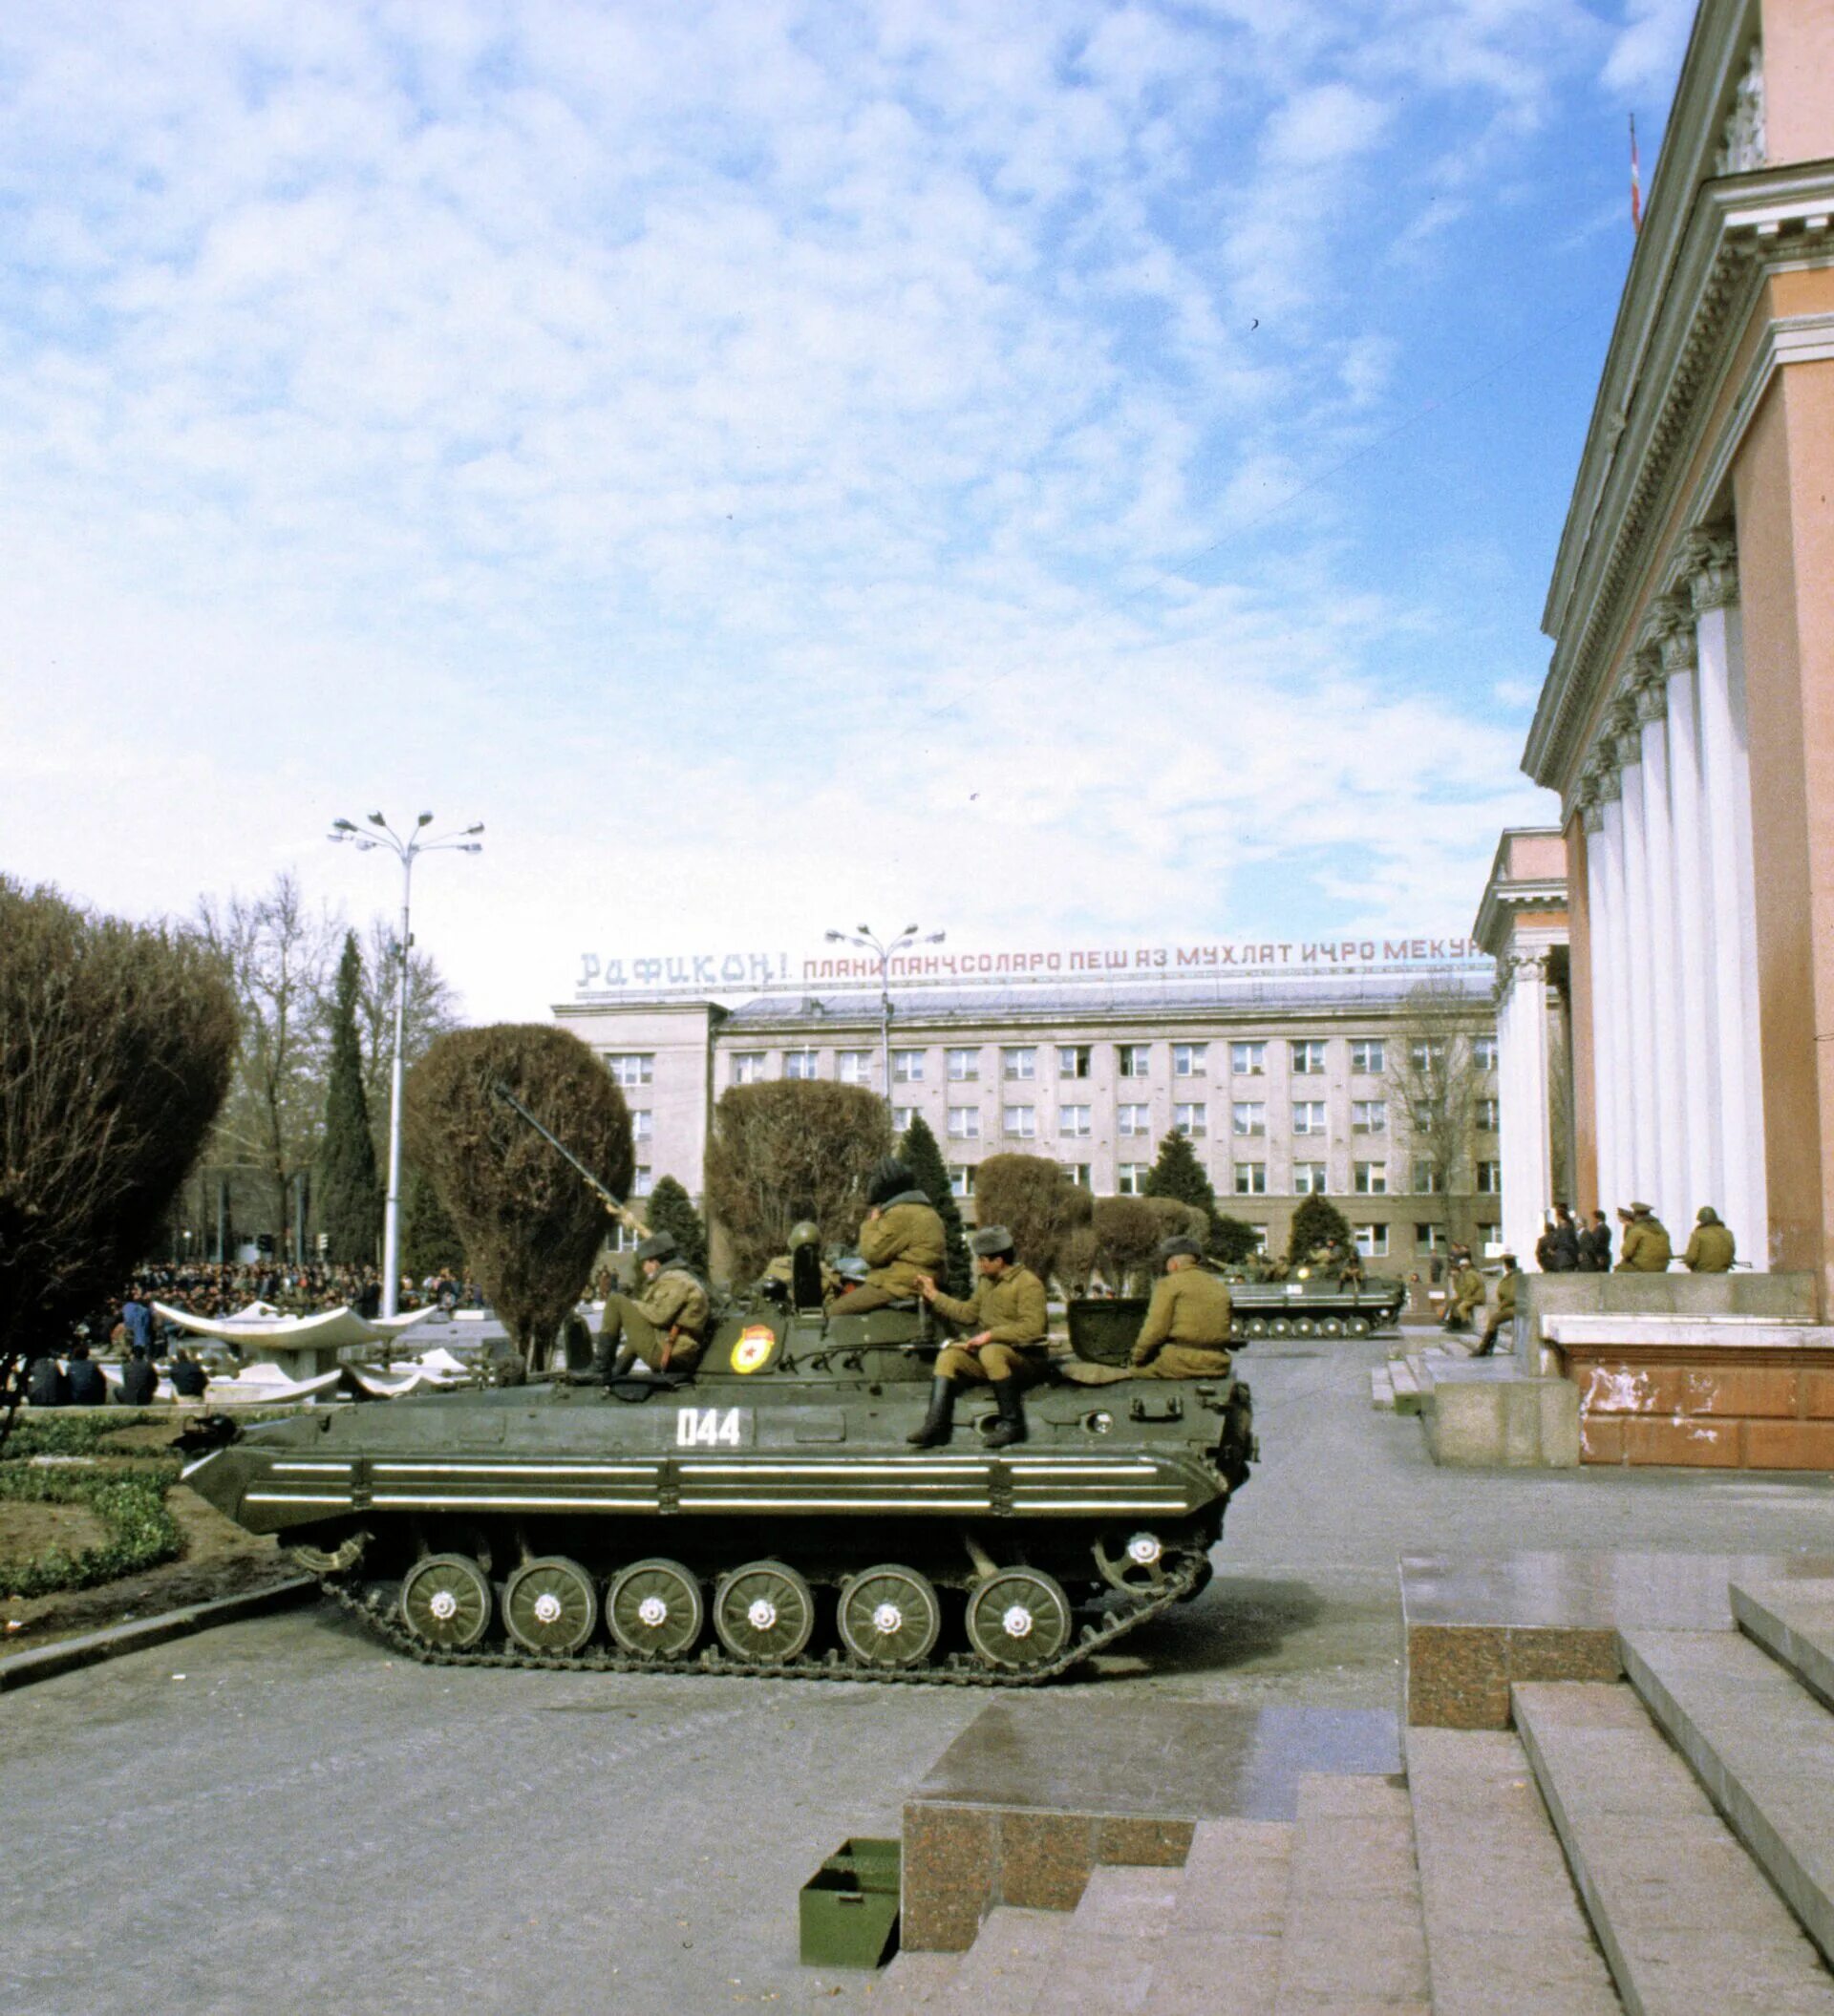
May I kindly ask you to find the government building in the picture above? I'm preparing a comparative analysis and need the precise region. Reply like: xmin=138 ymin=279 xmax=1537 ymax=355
xmin=555 ymin=940 xmax=1500 ymax=1272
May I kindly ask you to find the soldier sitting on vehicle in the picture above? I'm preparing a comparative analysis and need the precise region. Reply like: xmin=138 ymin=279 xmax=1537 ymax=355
xmin=595 ymin=1232 xmax=711 ymax=1380
xmin=908 ymin=1226 xmax=1049 ymax=1449
xmin=831 ymin=1158 xmax=946 ymax=1314
xmin=1066 ymin=1238 xmax=1236 ymax=1384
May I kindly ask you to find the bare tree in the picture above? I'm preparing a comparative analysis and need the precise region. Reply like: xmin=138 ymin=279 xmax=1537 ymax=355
xmin=1386 ymin=979 xmax=1489 ymax=1250
xmin=196 ymin=873 xmax=340 ymax=1249
xmin=1 ymin=881 xmax=238 ymax=1445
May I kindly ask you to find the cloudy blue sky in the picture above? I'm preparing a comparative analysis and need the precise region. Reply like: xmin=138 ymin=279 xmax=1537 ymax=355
xmin=1 ymin=0 xmax=1695 ymax=1018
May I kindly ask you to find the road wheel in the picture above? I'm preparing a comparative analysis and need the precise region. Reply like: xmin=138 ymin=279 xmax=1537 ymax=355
xmin=606 ymin=1558 xmax=704 ymax=1660
xmin=1348 ymin=1316 xmax=1373 ymax=1338
xmin=1292 ymin=1318 xmax=1318 ymax=1338
xmin=1094 ymin=1527 xmax=1171 ymax=1593
xmin=503 ymin=1556 xmax=598 ymax=1656
xmin=965 ymin=1568 xmax=1072 ymax=1673
xmin=1319 ymin=1317 xmax=1345 ymax=1338
xmin=400 ymin=1553 xmax=494 ymax=1651
xmin=837 ymin=1565 xmax=943 ymax=1669
xmin=1269 ymin=1318 xmax=1292 ymax=1339
xmin=714 ymin=1560 xmax=816 ymax=1663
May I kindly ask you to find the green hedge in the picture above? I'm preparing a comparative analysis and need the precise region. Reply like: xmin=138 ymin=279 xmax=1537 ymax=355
xmin=2 ymin=1413 xmax=166 ymax=1462
xmin=0 ymin=1467 xmax=181 ymax=1599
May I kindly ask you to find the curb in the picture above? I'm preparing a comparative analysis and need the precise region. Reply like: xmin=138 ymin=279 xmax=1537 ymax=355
xmin=0 ymin=1575 xmax=318 ymax=1691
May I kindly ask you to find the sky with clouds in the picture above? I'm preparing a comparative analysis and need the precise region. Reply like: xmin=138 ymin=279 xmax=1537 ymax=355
xmin=0 ymin=0 xmax=1697 ymax=1019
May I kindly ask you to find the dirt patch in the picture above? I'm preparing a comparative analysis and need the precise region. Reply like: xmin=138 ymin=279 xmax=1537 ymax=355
xmin=0 ymin=1496 xmax=110 ymax=1562
xmin=2 ymin=1484 xmax=288 ymax=1651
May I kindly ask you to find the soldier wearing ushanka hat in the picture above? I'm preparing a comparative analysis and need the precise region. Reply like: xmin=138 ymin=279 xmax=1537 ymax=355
xmin=832 ymin=1158 xmax=947 ymax=1313
xmin=1125 ymin=1236 xmax=1235 ymax=1379
xmin=908 ymin=1225 xmax=1049 ymax=1449
xmin=595 ymin=1230 xmax=712 ymax=1380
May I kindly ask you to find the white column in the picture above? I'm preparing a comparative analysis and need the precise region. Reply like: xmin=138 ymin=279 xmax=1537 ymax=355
xmin=1583 ymin=796 xmax=1617 ymax=1212
xmin=1659 ymin=605 xmax=1723 ymax=1216
xmin=1634 ymin=661 xmax=1689 ymax=1234
xmin=1616 ymin=717 xmax=1662 ymax=1205
xmin=1693 ymin=533 xmax=1767 ymax=1263
xmin=1599 ymin=773 xmax=1634 ymax=1210
xmin=1500 ymin=952 xmax=1551 ymax=1262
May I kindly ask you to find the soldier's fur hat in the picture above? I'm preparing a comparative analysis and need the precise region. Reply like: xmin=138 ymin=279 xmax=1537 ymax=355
xmin=635 ymin=1232 xmax=678 ymax=1263
xmin=970 ymin=1225 xmax=1015 ymax=1258
xmin=1156 ymin=1235 xmax=1202 ymax=1261
xmin=867 ymin=1157 xmax=913 ymax=1208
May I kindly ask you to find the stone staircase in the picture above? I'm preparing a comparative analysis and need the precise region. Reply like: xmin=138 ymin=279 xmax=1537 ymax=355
xmin=874 ymin=1577 xmax=1834 ymax=2012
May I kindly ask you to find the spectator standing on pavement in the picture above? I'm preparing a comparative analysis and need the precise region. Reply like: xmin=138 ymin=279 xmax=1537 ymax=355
xmin=1549 ymin=1204 xmax=1581 ymax=1271
xmin=121 ymin=1288 xmax=155 ymax=1356
xmin=1577 ymin=1210 xmax=1612 ymax=1271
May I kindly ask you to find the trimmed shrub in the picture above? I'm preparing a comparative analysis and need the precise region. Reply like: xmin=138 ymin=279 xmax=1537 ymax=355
xmin=704 ymin=1082 xmax=891 ymax=1282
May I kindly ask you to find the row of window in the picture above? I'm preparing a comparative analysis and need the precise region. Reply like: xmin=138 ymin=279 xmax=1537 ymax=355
xmin=1230 ymin=1160 xmax=1502 ymax=1196
xmin=700 ymin=1035 xmax=1501 ymax=1088
xmin=928 ymin=1099 xmax=1499 ymax=1139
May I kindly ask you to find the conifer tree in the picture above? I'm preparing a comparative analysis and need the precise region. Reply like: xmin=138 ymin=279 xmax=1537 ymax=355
xmin=1286 ymin=1192 xmax=1354 ymax=1265
xmin=402 ymin=1165 xmax=465 ymax=1277
xmin=1143 ymin=1131 xmax=1218 ymax=1226
xmin=1208 ymin=1214 xmax=1262 ymax=1265
xmin=646 ymin=1176 xmax=709 ymax=1276
xmin=318 ymin=931 xmax=380 ymax=1264
xmin=899 ymin=1111 xmax=970 ymax=1295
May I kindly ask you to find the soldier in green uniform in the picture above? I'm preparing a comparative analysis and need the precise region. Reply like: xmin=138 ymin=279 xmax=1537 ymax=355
xmin=832 ymin=1159 xmax=946 ymax=1313
xmin=1682 ymin=1206 xmax=1736 ymax=1272
xmin=1614 ymin=1202 xmax=1673 ymax=1272
xmin=595 ymin=1231 xmax=712 ymax=1379
xmin=1473 ymin=1253 xmax=1520 ymax=1356
xmin=1128 ymin=1237 xmax=1235 ymax=1378
xmin=1443 ymin=1255 xmax=1485 ymax=1333
xmin=907 ymin=1225 xmax=1049 ymax=1449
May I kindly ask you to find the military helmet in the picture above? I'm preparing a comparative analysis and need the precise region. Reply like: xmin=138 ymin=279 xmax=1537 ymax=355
xmin=969 ymin=1225 xmax=1015 ymax=1259
xmin=635 ymin=1231 xmax=678 ymax=1263
xmin=866 ymin=1157 xmax=913 ymax=1207
xmin=789 ymin=1220 xmax=821 ymax=1247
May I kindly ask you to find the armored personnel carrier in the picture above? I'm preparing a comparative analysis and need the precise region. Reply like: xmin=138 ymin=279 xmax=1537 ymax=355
xmin=1226 ymin=1266 xmax=1405 ymax=1339
xmin=181 ymin=1253 xmax=1254 ymax=1685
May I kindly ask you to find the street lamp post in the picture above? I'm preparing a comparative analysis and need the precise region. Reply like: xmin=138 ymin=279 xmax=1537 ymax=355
xmin=330 ymin=811 xmax=483 ymax=1316
xmin=824 ymin=923 xmax=946 ymax=1103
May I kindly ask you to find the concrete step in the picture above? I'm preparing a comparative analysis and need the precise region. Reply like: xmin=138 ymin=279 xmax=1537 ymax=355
xmin=1515 ymin=1680 xmax=1834 ymax=2015
xmin=1273 ymin=1772 xmax=1430 ymax=2014
xmin=1732 ymin=1577 xmax=1834 ymax=1713
xmin=932 ymin=1904 xmax=1068 ymax=2010
xmin=1404 ymin=1727 xmax=1619 ymax=2015
xmin=870 ymin=1946 xmax=960 ymax=2009
xmin=1141 ymin=1818 xmax=1291 ymax=2016
xmin=1372 ymin=1366 xmax=1398 ymax=1412
xmin=1017 ymin=1862 xmax=1182 ymax=2015
xmin=1622 ymin=1626 xmax=1834 ymax=1972
xmin=1390 ymin=1364 xmax=1421 ymax=1416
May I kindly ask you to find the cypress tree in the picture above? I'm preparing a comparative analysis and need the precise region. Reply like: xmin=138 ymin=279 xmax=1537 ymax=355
xmin=402 ymin=1165 xmax=465 ymax=1277
xmin=1208 ymin=1213 xmax=1262 ymax=1265
xmin=646 ymin=1176 xmax=709 ymax=1276
xmin=1143 ymin=1131 xmax=1218 ymax=1226
xmin=318 ymin=931 xmax=380 ymax=1264
xmin=899 ymin=1111 xmax=970 ymax=1296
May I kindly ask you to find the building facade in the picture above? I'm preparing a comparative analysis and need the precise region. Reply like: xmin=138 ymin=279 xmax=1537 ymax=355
xmin=1521 ymin=0 xmax=1834 ymax=1287
xmin=556 ymin=957 xmax=1500 ymax=1268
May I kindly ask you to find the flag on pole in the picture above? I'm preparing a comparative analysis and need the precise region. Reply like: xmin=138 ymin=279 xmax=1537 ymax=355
xmin=1630 ymin=113 xmax=1642 ymax=233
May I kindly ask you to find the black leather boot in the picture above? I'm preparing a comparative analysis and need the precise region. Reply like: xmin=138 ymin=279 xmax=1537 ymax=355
xmin=906 ymin=1378 xmax=955 ymax=1447
xmin=983 ymin=1377 xmax=1027 ymax=1449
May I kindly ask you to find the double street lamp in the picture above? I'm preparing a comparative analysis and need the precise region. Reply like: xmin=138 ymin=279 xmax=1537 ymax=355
xmin=824 ymin=923 xmax=946 ymax=1103
xmin=330 ymin=812 xmax=483 ymax=1315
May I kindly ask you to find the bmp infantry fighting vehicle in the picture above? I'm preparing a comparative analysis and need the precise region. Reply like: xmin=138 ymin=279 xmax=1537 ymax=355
xmin=1226 ymin=1267 xmax=1405 ymax=1340
xmin=182 ymin=1242 xmax=1255 ymax=1686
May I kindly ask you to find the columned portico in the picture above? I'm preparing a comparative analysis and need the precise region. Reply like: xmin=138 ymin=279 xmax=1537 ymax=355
xmin=1474 ymin=831 xmax=1570 ymax=1263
